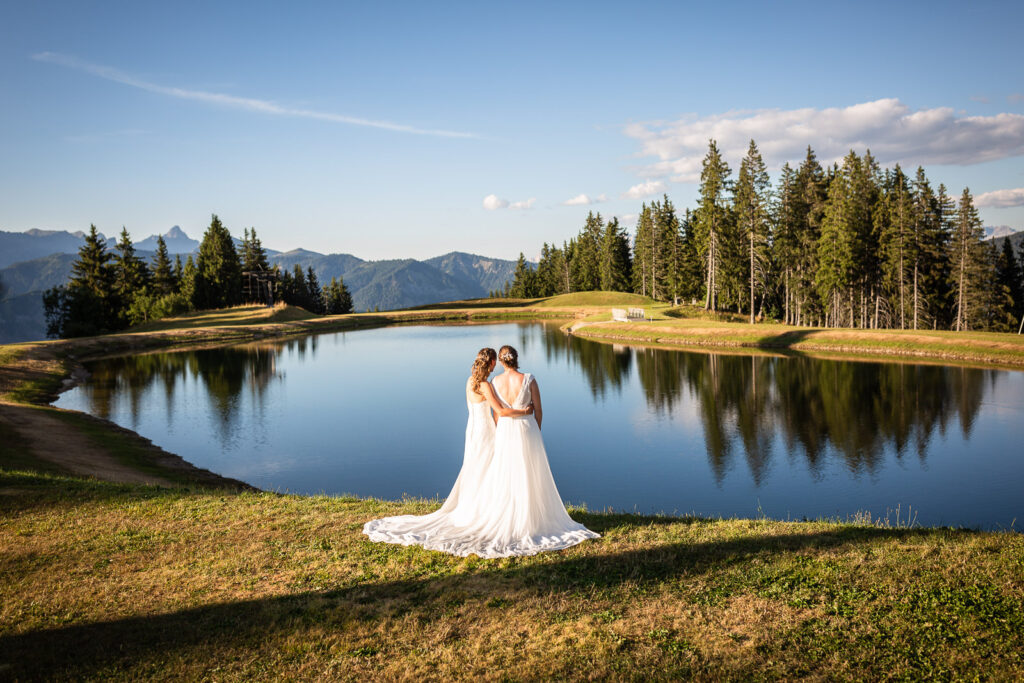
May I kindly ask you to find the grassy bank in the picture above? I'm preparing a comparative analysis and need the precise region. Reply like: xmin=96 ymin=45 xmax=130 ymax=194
xmin=2 ymin=470 xmax=1022 ymax=680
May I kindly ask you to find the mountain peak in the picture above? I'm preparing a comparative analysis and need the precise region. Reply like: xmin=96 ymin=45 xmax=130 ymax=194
xmin=165 ymin=225 xmax=189 ymax=239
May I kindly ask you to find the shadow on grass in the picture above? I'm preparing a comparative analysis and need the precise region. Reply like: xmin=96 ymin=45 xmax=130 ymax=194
xmin=0 ymin=523 xmax=933 ymax=678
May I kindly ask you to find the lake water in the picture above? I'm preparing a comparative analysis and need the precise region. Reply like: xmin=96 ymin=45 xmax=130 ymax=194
xmin=55 ymin=322 xmax=1024 ymax=529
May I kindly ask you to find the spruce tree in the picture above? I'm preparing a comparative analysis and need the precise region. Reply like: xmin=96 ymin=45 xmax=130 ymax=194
xmin=949 ymin=188 xmax=986 ymax=331
xmin=151 ymin=235 xmax=176 ymax=296
xmin=306 ymin=266 xmax=323 ymax=313
xmin=733 ymin=140 xmax=772 ymax=322
xmin=793 ymin=147 xmax=827 ymax=326
xmin=600 ymin=217 xmax=632 ymax=292
xmin=181 ymin=255 xmax=201 ymax=308
xmin=995 ymin=236 xmax=1023 ymax=329
xmin=509 ymin=253 xmax=538 ymax=298
xmin=194 ymin=214 xmax=242 ymax=309
xmin=876 ymin=166 xmax=915 ymax=328
xmin=291 ymin=264 xmax=309 ymax=310
xmin=694 ymin=140 xmax=732 ymax=311
xmin=631 ymin=204 xmax=654 ymax=296
xmin=570 ymin=212 xmax=603 ymax=291
xmin=45 ymin=224 xmax=117 ymax=336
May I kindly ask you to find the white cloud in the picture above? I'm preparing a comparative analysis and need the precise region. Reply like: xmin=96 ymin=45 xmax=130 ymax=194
xmin=615 ymin=213 xmax=638 ymax=226
xmin=976 ymin=188 xmax=1024 ymax=208
xmin=622 ymin=180 xmax=667 ymax=199
xmin=33 ymin=52 xmax=478 ymax=139
xmin=483 ymin=194 xmax=510 ymax=210
xmin=563 ymin=193 xmax=607 ymax=206
xmin=508 ymin=198 xmax=536 ymax=210
xmin=624 ymin=98 xmax=1024 ymax=182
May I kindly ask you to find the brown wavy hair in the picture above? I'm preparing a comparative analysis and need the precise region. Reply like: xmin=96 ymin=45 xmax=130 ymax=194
xmin=470 ymin=348 xmax=497 ymax=395
xmin=498 ymin=345 xmax=519 ymax=370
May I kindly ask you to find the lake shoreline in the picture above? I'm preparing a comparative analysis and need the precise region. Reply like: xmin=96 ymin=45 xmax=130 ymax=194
xmin=3 ymin=295 xmax=1024 ymax=491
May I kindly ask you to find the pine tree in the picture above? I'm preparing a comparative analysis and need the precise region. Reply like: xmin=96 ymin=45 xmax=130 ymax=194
xmin=151 ymin=235 xmax=176 ymax=296
xmin=291 ymin=264 xmax=310 ymax=310
xmin=194 ymin=214 xmax=242 ymax=310
xmin=911 ymin=168 xmax=948 ymax=329
xmin=570 ymin=212 xmax=603 ymax=291
xmin=173 ymin=254 xmax=184 ymax=288
xmin=509 ymin=253 xmax=538 ymax=298
xmin=876 ymin=166 xmax=915 ymax=328
xmin=600 ymin=217 xmax=632 ymax=292
xmin=653 ymin=196 xmax=683 ymax=302
xmin=306 ymin=266 xmax=323 ymax=313
xmin=324 ymin=276 xmax=353 ymax=314
xmin=733 ymin=140 xmax=772 ymax=323
xmin=631 ymin=204 xmax=653 ymax=296
xmin=181 ymin=255 xmax=200 ymax=307
xmin=995 ymin=236 xmax=1022 ymax=329
xmin=793 ymin=147 xmax=827 ymax=326
xmin=949 ymin=188 xmax=986 ymax=331
xmin=694 ymin=140 xmax=732 ymax=311
xmin=44 ymin=224 xmax=117 ymax=336
xmin=241 ymin=227 xmax=270 ymax=272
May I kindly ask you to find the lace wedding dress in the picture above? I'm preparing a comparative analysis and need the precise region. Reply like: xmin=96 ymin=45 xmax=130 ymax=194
xmin=363 ymin=374 xmax=599 ymax=558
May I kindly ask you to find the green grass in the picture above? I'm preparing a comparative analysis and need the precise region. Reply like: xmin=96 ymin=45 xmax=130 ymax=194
xmin=1 ymin=470 xmax=1021 ymax=680
xmin=531 ymin=291 xmax=658 ymax=308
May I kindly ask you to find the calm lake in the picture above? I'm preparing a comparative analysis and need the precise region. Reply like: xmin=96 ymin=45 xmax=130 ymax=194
xmin=55 ymin=322 xmax=1024 ymax=529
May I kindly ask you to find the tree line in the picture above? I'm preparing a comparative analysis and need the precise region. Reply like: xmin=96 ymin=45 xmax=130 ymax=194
xmin=44 ymin=215 xmax=353 ymax=338
xmin=506 ymin=141 xmax=1024 ymax=332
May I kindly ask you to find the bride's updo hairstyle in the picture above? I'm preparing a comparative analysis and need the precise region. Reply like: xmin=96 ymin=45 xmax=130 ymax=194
xmin=498 ymin=345 xmax=519 ymax=370
xmin=470 ymin=347 xmax=497 ymax=395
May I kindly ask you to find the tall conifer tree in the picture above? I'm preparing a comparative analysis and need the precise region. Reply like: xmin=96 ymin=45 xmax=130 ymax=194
xmin=694 ymin=140 xmax=732 ymax=311
xmin=733 ymin=140 xmax=772 ymax=322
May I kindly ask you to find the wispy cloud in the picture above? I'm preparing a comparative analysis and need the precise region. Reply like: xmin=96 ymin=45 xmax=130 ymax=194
xmin=625 ymin=98 xmax=1024 ymax=182
xmin=976 ymin=187 xmax=1024 ymax=208
xmin=32 ymin=51 xmax=479 ymax=139
xmin=563 ymin=193 xmax=607 ymax=206
xmin=483 ymin=194 xmax=534 ymax=210
xmin=622 ymin=180 xmax=667 ymax=199
xmin=1009 ymin=93 xmax=1024 ymax=104
xmin=509 ymin=198 xmax=536 ymax=210
xmin=970 ymin=95 xmax=990 ymax=104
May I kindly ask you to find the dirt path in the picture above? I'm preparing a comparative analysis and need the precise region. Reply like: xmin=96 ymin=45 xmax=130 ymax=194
xmin=0 ymin=401 xmax=176 ymax=486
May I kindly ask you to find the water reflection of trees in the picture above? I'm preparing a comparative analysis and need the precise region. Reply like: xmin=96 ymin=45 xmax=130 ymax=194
xmin=80 ymin=342 xmax=286 ymax=427
xmin=533 ymin=324 xmax=632 ymax=400
xmin=561 ymin=335 xmax=993 ymax=485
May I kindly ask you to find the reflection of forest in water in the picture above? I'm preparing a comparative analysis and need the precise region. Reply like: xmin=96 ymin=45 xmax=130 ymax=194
xmin=76 ymin=336 xmax=320 ymax=428
xmin=80 ymin=327 xmax=995 ymax=488
xmin=531 ymin=325 xmax=994 ymax=484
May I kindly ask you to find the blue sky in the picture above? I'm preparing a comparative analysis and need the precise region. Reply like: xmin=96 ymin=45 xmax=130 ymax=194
xmin=2 ymin=1 xmax=1023 ymax=260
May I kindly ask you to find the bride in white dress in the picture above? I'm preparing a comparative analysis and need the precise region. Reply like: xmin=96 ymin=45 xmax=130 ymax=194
xmin=362 ymin=348 xmax=534 ymax=552
xmin=363 ymin=345 xmax=599 ymax=558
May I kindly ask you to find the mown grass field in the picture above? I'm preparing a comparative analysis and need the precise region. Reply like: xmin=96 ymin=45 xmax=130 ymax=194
xmin=2 ymin=470 xmax=1023 ymax=680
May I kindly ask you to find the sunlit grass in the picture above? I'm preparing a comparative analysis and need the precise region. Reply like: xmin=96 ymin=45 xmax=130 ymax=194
xmin=1 ymin=470 xmax=1021 ymax=680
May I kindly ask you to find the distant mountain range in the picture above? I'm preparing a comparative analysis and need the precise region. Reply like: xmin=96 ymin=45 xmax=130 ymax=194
xmin=0 ymin=226 xmax=520 ymax=343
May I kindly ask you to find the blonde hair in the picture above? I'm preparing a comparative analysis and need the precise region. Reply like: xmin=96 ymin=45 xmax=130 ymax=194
xmin=470 ymin=348 xmax=497 ymax=395
xmin=498 ymin=345 xmax=519 ymax=370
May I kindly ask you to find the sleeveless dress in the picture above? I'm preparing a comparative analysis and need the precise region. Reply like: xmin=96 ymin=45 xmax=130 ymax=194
xmin=362 ymin=395 xmax=496 ymax=549
xmin=452 ymin=373 xmax=599 ymax=558
xmin=363 ymin=375 xmax=599 ymax=558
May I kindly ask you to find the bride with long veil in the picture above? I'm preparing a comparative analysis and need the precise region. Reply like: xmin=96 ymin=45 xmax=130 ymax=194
xmin=363 ymin=345 xmax=598 ymax=558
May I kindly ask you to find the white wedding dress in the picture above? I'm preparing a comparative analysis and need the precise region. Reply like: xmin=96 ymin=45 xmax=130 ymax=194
xmin=363 ymin=374 xmax=599 ymax=558
xmin=362 ymin=394 xmax=496 ymax=548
